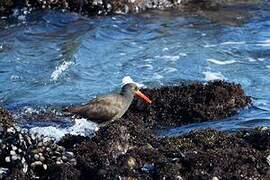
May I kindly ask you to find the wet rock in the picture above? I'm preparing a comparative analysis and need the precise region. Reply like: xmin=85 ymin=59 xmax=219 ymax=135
xmin=71 ymin=118 xmax=270 ymax=179
xmin=0 ymin=0 xmax=14 ymax=17
xmin=5 ymin=168 xmax=26 ymax=180
xmin=0 ymin=107 xmax=14 ymax=127
xmin=57 ymin=134 xmax=89 ymax=150
xmin=125 ymin=81 xmax=251 ymax=127
xmin=0 ymin=109 xmax=77 ymax=179
xmin=46 ymin=164 xmax=81 ymax=180
xmin=127 ymin=156 xmax=137 ymax=170
xmin=0 ymin=0 xmax=263 ymax=17
xmin=0 ymin=167 xmax=10 ymax=179
xmin=236 ymin=127 xmax=270 ymax=151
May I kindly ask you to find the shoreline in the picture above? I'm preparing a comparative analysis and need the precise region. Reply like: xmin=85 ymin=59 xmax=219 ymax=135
xmin=2 ymin=81 xmax=269 ymax=179
xmin=0 ymin=0 xmax=262 ymax=18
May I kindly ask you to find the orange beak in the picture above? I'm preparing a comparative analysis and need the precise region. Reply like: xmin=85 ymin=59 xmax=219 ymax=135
xmin=135 ymin=90 xmax=152 ymax=104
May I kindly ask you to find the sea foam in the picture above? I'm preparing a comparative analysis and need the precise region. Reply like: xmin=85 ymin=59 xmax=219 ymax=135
xmin=207 ymin=59 xmax=237 ymax=65
xmin=203 ymin=71 xmax=226 ymax=81
xmin=51 ymin=61 xmax=74 ymax=81
xmin=29 ymin=118 xmax=98 ymax=141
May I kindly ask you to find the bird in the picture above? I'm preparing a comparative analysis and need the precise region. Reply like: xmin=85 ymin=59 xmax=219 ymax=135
xmin=66 ymin=83 xmax=152 ymax=123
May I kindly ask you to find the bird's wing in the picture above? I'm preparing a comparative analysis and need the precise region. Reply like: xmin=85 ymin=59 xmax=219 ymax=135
xmin=69 ymin=94 xmax=124 ymax=121
xmin=87 ymin=94 xmax=123 ymax=119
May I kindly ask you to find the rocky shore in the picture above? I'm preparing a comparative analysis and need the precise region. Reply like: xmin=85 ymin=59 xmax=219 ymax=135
xmin=1 ymin=81 xmax=270 ymax=179
xmin=0 ymin=0 xmax=262 ymax=17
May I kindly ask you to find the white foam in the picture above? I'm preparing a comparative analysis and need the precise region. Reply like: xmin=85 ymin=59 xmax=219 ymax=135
xmin=51 ymin=61 xmax=74 ymax=81
xmin=207 ymin=58 xmax=237 ymax=65
xmin=203 ymin=71 xmax=226 ymax=81
xmin=178 ymin=53 xmax=187 ymax=57
xmin=122 ymin=76 xmax=144 ymax=88
xmin=220 ymin=41 xmax=245 ymax=45
xmin=248 ymin=57 xmax=257 ymax=62
xmin=10 ymin=75 xmax=20 ymax=80
xmin=204 ymin=41 xmax=245 ymax=48
xmin=247 ymin=57 xmax=265 ymax=62
xmin=153 ymin=73 xmax=163 ymax=80
xmin=266 ymin=65 xmax=270 ymax=69
xmin=155 ymin=55 xmax=180 ymax=61
xmin=142 ymin=64 xmax=154 ymax=70
xmin=164 ymin=67 xmax=177 ymax=73
xmin=24 ymin=107 xmax=39 ymax=114
xmin=203 ymin=44 xmax=217 ymax=48
xmin=29 ymin=118 xmax=98 ymax=141
xmin=162 ymin=47 xmax=169 ymax=51
xmin=258 ymin=58 xmax=265 ymax=61
xmin=257 ymin=39 xmax=270 ymax=47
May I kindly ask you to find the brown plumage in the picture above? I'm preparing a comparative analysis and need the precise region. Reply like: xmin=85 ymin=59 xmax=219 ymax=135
xmin=67 ymin=83 xmax=152 ymax=123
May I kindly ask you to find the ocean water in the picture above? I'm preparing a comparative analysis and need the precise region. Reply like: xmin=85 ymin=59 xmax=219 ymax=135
xmin=0 ymin=3 xmax=270 ymax=139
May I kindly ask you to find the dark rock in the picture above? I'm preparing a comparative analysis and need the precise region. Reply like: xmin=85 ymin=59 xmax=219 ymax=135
xmin=46 ymin=164 xmax=81 ymax=180
xmin=158 ymin=129 xmax=268 ymax=179
xmin=236 ymin=127 xmax=270 ymax=152
xmin=0 ymin=107 xmax=14 ymax=127
xmin=5 ymin=168 xmax=26 ymax=180
xmin=57 ymin=134 xmax=89 ymax=150
xmin=74 ymin=118 xmax=157 ymax=179
xmin=0 ymin=0 xmax=263 ymax=17
xmin=125 ymin=81 xmax=251 ymax=127
xmin=0 ymin=116 xmax=77 ymax=179
xmin=72 ymin=118 xmax=270 ymax=179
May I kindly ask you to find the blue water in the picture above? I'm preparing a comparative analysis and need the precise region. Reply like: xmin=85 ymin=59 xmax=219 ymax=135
xmin=0 ymin=4 xmax=270 ymax=136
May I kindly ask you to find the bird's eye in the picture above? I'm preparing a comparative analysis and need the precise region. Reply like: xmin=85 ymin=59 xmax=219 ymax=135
xmin=135 ymin=86 xmax=139 ymax=91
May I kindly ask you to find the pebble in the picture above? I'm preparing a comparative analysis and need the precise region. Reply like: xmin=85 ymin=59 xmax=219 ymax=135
xmin=5 ymin=156 xmax=11 ymax=163
xmin=266 ymin=154 xmax=270 ymax=166
xmin=34 ymin=154 xmax=39 ymax=160
xmin=62 ymin=156 xmax=68 ymax=161
xmin=11 ymin=155 xmax=19 ymax=161
xmin=10 ymin=150 xmax=16 ymax=156
xmin=40 ymin=156 xmax=45 ymax=161
xmin=56 ymin=160 xmax=63 ymax=165
xmin=12 ymin=145 xmax=18 ymax=151
xmin=23 ymin=164 xmax=28 ymax=173
xmin=22 ymin=157 xmax=26 ymax=164
xmin=66 ymin=151 xmax=74 ymax=157
xmin=7 ymin=127 xmax=15 ymax=133
xmin=127 ymin=157 xmax=137 ymax=169
xmin=43 ymin=164 xmax=47 ymax=170
xmin=31 ymin=161 xmax=43 ymax=167
xmin=70 ymin=158 xmax=77 ymax=165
